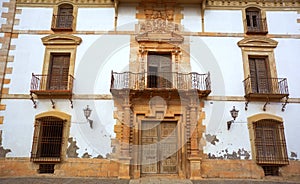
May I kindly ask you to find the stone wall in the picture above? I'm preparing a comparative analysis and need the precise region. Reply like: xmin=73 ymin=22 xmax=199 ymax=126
xmin=0 ymin=158 xmax=119 ymax=178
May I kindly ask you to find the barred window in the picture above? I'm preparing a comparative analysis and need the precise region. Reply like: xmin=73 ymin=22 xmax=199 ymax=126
xmin=31 ymin=116 xmax=65 ymax=162
xmin=254 ymin=119 xmax=288 ymax=166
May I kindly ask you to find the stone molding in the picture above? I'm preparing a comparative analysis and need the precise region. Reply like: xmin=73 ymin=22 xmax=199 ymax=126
xmin=237 ymin=37 xmax=278 ymax=48
xmin=41 ymin=34 xmax=82 ymax=45
xmin=16 ymin=0 xmax=300 ymax=9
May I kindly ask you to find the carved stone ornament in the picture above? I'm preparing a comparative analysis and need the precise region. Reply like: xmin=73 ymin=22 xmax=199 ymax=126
xmin=136 ymin=18 xmax=184 ymax=43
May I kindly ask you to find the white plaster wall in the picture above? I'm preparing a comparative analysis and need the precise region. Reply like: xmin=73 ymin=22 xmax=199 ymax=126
xmin=74 ymin=35 xmax=130 ymax=94
xmin=181 ymin=6 xmax=202 ymax=32
xmin=117 ymin=4 xmax=137 ymax=31
xmin=274 ymin=38 xmax=300 ymax=98
xmin=0 ymin=99 xmax=115 ymax=157
xmin=267 ymin=11 xmax=300 ymax=35
xmin=14 ymin=8 xmax=52 ymax=30
xmin=203 ymin=101 xmax=300 ymax=160
xmin=76 ymin=8 xmax=114 ymax=31
xmin=204 ymin=10 xmax=243 ymax=33
xmin=4 ymin=35 xmax=45 ymax=94
xmin=190 ymin=36 xmax=244 ymax=96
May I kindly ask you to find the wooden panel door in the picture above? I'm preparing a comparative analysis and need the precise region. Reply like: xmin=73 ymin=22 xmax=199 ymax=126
xmin=141 ymin=122 xmax=158 ymax=173
xmin=141 ymin=122 xmax=177 ymax=174
xmin=160 ymin=122 xmax=177 ymax=173
xmin=249 ymin=58 xmax=270 ymax=94
xmin=47 ymin=54 xmax=70 ymax=90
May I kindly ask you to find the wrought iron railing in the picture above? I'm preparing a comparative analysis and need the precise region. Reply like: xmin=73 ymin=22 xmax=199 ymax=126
xmin=245 ymin=18 xmax=268 ymax=34
xmin=110 ymin=71 xmax=211 ymax=91
xmin=51 ymin=14 xmax=73 ymax=30
xmin=243 ymin=76 xmax=289 ymax=97
xmin=30 ymin=73 xmax=74 ymax=92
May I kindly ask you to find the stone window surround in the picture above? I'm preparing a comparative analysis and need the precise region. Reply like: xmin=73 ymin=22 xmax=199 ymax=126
xmin=41 ymin=34 xmax=82 ymax=87
xmin=237 ymin=37 xmax=278 ymax=81
xmin=52 ymin=1 xmax=78 ymax=32
xmin=242 ymin=5 xmax=268 ymax=34
xmin=31 ymin=111 xmax=71 ymax=162
xmin=247 ymin=113 xmax=287 ymax=165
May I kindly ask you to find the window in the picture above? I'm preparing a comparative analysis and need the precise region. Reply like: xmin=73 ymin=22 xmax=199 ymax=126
xmin=245 ymin=7 xmax=267 ymax=34
xmin=47 ymin=53 xmax=70 ymax=90
xmin=238 ymin=37 xmax=289 ymax=103
xmin=31 ymin=116 xmax=65 ymax=162
xmin=52 ymin=4 xmax=74 ymax=31
xmin=253 ymin=119 xmax=288 ymax=166
xmin=248 ymin=57 xmax=271 ymax=94
xmin=147 ymin=52 xmax=172 ymax=88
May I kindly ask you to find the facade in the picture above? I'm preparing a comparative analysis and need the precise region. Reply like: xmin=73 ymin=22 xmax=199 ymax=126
xmin=0 ymin=0 xmax=300 ymax=181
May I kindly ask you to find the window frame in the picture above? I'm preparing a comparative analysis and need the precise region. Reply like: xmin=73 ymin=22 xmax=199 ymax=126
xmin=247 ymin=114 xmax=289 ymax=167
xmin=243 ymin=6 xmax=268 ymax=34
xmin=31 ymin=111 xmax=71 ymax=163
xmin=52 ymin=3 xmax=77 ymax=31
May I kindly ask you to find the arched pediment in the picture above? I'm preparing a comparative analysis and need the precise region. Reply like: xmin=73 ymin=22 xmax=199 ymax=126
xmin=36 ymin=111 xmax=71 ymax=121
xmin=237 ymin=37 xmax=278 ymax=48
xmin=42 ymin=34 xmax=82 ymax=45
xmin=247 ymin=113 xmax=283 ymax=123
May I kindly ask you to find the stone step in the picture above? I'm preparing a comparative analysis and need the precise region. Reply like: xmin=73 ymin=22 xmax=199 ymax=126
xmin=130 ymin=178 xmax=192 ymax=184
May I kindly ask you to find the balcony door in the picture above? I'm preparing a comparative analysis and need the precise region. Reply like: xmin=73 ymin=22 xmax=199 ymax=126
xmin=141 ymin=122 xmax=178 ymax=174
xmin=147 ymin=53 xmax=172 ymax=88
xmin=47 ymin=53 xmax=70 ymax=90
xmin=249 ymin=57 xmax=271 ymax=94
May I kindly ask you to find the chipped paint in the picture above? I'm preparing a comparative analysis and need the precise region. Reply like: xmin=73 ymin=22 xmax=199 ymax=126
xmin=67 ymin=137 xmax=79 ymax=158
xmin=82 ymin=152 xmax=92 ymax=158
xmin=290 ymin=152 xmax=298 ymax=160
xmin=0 ymin=146 xmax=11 ymax=158
xmin=205 ymin=134 xmax=219 ymax=145
xmin=208 ymin=148 xmax=250 ymax=160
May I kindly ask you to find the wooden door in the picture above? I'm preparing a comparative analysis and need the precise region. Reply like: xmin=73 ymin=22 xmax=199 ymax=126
xmin=57 ymin=4 xmax=73 ymax=28
xmin=249 ymin=58 xmax=270 ymax=94
xmin=141 ymin=122 xmax=177 ymax=174
xmin=47 ymin=54 xmax=70 ymax=90
xmin=147 ymin=53 xmax=172 ymax=88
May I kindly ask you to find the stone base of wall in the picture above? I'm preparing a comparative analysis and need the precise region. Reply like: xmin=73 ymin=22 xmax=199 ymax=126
xmin=201 ymin=159 xmax=300 ymax=181
xmin=0 ymin=158 xmax=119 ymax=178
xmin=1 ymin=158 xmax=300 ymax=181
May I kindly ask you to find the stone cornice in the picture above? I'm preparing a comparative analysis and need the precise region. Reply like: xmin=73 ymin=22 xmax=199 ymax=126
xmin=16 ymin=0 xmax=300 ymax=8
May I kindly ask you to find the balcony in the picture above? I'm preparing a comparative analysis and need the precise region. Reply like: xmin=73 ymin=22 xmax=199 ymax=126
xmin=243 ymin=77 xmax=289 ymax=101
xmin=245 ymin=18 xmax=268 ymax=34
xmin=110 ymin=71 xmax=211 ymax=98
xmin=51 ymin=15 xmax=73 ymax=31
xmin=30 ymin=73 xmax=74 ymax=108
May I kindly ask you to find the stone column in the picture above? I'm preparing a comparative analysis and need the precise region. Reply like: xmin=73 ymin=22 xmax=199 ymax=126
xmin=188 ymin=96 xmax=202 ymax=179
xmin=118 ymin=96 xmax=132 ymax=179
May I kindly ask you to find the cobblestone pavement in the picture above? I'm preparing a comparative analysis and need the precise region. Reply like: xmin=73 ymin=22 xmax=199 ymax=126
xmin=0 ymin=177 xmax=300 ymax=184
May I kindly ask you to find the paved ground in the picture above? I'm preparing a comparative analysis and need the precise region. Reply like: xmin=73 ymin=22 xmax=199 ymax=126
xmin=0 ymin=177 xmax=300 ymax=184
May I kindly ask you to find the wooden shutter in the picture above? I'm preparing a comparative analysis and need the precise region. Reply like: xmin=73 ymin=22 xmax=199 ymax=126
xmin=158 ymin=54 xmax=172 ymax=88
xmin=48 ymin=54 xmax=70 ymax=90
xmin=57 ymin=4 xmax=73 ymax=28
xmin=249 ymin=58 xmax=270 ymax=94
xmin=246 ymin=10 xmax=261 ymax=32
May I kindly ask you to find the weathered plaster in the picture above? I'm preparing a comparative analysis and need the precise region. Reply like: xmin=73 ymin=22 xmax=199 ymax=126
xmin=205 ymin=134 xmax=219 ymax=145
xmin=67 ymin=137 xmax=79 ymax=158
xmin=208 ymin=148 xmax=250 ymax=160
